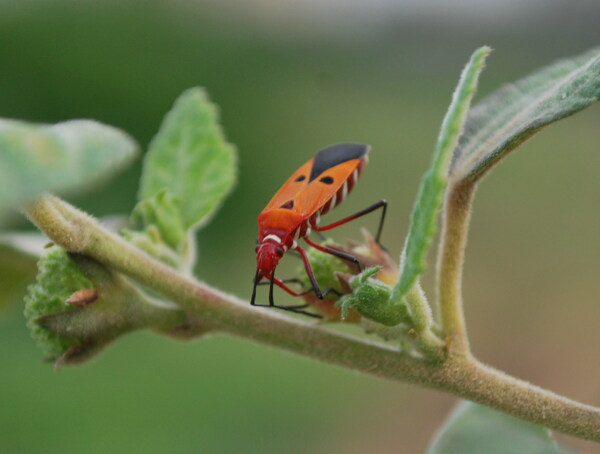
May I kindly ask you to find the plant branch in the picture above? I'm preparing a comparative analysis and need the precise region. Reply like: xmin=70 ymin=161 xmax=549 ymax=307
xmin=23 ymin=194 xmax=600 ymax=442
xmin=436 ymin=182 xmax=475 ymax=354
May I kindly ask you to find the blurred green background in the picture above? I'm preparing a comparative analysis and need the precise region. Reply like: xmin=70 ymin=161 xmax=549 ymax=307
xmin=1 ymin=1 xmax=599 ymax=452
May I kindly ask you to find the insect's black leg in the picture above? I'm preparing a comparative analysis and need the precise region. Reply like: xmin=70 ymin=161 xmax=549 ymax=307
xmin=268 ymin=274 xmax=275 ymax=307
xmin=255 ymin=277 xmax=302 ymax=286
xmin=313 ymin=199 xmax=388 ymax=244
xmin=250 ymin=269 xmax=323 ymax=318
xmin=304 ymin=236 xmax=363 ymax=271
xmin=250 ymin=270 xmax=279 ymax=308
xmin=323 ymin=287 xmax=342 ymax=298
xmin=295 ymin=245 xmax=324 ymax=299
xmin=250 ymin=270 xmax=262 ymax=306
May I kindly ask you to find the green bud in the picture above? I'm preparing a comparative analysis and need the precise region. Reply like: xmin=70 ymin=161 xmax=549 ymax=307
xmin=339 ymin=267 xmax=410 ymax=326
xmin=24 ymin=248 xmax=195 ymax=366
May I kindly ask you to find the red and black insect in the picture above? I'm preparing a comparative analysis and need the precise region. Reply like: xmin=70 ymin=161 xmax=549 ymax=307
xmin=251 ymin=143 xmax=387 ymax=316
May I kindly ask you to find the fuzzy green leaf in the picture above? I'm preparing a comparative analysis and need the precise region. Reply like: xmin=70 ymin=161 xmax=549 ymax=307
xmin=0 ymin=119 xmax=138 ymax=220
xmin=139 ymin=87 xmax=237 ymax=231
xmin=24 ymin=248 xmax=193 ymax=366
xmin=124 ymin=190 xmax=189 ymax=268
xmin=24 ymin=248 xmax=93 ymax=359
xmin=392 ymin=47 xmax=490 ymax=302
xmin=427 ymin=402 xmax=574 ymax=454
xmin=451 ymin=47 xmax=600 ymax=182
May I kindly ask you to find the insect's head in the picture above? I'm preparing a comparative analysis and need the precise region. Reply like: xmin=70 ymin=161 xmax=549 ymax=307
xmin=255 ymin=240 xmax=284 ymax=278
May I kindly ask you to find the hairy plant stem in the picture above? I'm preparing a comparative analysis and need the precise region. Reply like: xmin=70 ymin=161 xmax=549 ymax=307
xmin=23 ymin=194 xmax=600 ymax=442
xmin=436 ymin=182 xmax=475 ymax=354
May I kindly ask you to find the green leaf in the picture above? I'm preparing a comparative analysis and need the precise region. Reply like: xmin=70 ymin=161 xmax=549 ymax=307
xmin=0 ymin=118 xmax=138 ymax=220
xmin=427 ymin=402 xmax=575 ymax=454
xmin=124 ymin=190 xmax=189 ymax=268
xmin=139 ymin=87 xmax=237 ymax=231
xmin=392 ymin=47 xmax=491 ymax=303
xmin=451 ymin=47 xmax=600 ymax=182
xmin=24 ymin=248 xmax=94 ymax=360
xmin=130 ymin=190 xmax=186 ymax=250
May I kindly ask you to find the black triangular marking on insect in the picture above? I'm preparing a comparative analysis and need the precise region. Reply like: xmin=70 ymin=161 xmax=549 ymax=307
xmin=309 ymin=143 xmax=369 ymax=182
xmin=280 ymin=200 xmax=294 ymax=209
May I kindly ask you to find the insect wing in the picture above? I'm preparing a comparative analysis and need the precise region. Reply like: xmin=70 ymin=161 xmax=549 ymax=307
xmin=263 ymin=159 xmax=313 ymax=212
xmin=294 ymin=159 xmax=359 ymax=217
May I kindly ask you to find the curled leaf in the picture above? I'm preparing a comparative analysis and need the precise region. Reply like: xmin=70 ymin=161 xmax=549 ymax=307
xmin=451 ymin=47 xmax=600 ymax=182
xmin=393 ymin=47 xmax=490 ymax=303
xmin=24 ymin=248 xmax=93 ymax=360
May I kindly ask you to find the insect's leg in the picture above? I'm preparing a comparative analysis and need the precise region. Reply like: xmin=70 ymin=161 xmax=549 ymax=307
xmin=270 ymin=275 xmax=323 ymax=319
xmin=313 ymin=199 xmax=388 ymax=243
xmin=250 ymin=270 xmax=263 ymax=306
xmin=303 ymin=236 xmax=362 ymax=271
xmin=295 ymin=245 xmax=324 ymax=299
xmin=250 ymin=268 xmax=323 ymax=318
xmin=323 ymin=287 xmax=342 ymax=298
xmin=255 ymin=277 xmax=302 ymax=286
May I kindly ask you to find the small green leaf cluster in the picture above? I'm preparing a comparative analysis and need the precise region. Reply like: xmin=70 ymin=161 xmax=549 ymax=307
xmin=24 ymin=245 xmax=198 ymax=365
xmin=24 ymin=248 xmax=93 ymax=360
xmin=125 ymin=87 xmax=236 ymax=271
xmin=19 ymin=87 xmax=236 ymax=364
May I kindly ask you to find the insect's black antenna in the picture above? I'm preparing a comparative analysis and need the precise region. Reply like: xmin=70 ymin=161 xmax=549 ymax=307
xmin=250 ymin=269 xmax=262 ymax=305
xmin=269 ymin=272 xmax=275 ymax=307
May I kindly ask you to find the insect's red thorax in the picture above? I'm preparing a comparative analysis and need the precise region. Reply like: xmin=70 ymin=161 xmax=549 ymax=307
xmin=257 ymin=209 xmax=304 ymax=246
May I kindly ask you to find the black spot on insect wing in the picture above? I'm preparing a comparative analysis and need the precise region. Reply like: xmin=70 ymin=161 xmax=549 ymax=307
xmin=309 ymin=143 xmax=370 ymax=181
xmin=280 ymin=200 xmax=294 ymax=209
xmin=294 ymin=175 xmax=306 ymax=182
xmin=319 ymin=176 xmax=334 ymax=184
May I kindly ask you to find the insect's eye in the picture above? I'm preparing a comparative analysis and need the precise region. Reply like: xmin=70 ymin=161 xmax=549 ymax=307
xmin=275 ymin=247 xmax=284 ymax=257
